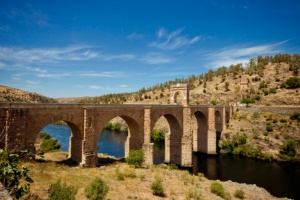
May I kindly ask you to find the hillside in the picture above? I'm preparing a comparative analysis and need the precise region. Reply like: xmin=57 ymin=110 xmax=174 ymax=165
xmin=0 ymin=85 xmax=57 ymax=103
xmin=61 ymin=54 xmax=300 ymax=106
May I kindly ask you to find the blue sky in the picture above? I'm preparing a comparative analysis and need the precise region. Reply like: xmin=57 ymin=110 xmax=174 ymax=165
xmin=0 ymin=0 xmax=299 ymax=98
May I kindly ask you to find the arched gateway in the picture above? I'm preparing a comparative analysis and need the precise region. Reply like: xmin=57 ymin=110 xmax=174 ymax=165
xmin=0 ymin=87 xmax=232 ymax=167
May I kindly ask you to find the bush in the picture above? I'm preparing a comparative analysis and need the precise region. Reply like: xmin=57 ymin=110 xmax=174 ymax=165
xmin=40 ymin=132 xmax=51 ymax=140
xmin=280 ymin=139 xmax=297 ymax=157
xmin=234 ymin=189 xmax=245 ymax=199
xmin=150 ymin=179 xmax=164 ymax=196
xmin=48 ymin=179 xmax=77 ymax=200
xmin=84 ymin=177 xmax=109 ymax=200
xmin=151 ymin=129 xmax=165 ymax=142
xmin=252 ymin=112 xmax=260 ymax=119
xmin=40 ymin=138 xmax=61 ymax=152
xmin=290 ymin=112 xmax=300 ymax=122
xmin=266 ymin=122 xmax=273 ymax=132
xmin=125 ymin=149 xmax=144 ymax=168
xmin=210 ymin=182 xmax=231 ymax=200
xmin=0 ymin=150 xmax=33 ymax=199
xmin=211 ymin=100 xmax=217 ymax=105
xmin=286 ymin=77 xmax=300 ymax=88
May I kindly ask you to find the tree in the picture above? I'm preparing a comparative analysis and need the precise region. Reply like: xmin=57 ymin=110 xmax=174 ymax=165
xmin=280 ymin=139 xmax=296 ymax=157
xmin=0 ymin=149 xmax=33 ymax=199
xmin=225 ymin=82 xmax=230 ymax=91
xmin=286 ymin=77 xmax=300 ymax=88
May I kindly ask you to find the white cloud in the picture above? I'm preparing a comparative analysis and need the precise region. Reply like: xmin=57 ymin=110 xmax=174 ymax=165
xmin=150 ymin=28 xmax=201 ymax=50
xmin=101 ymin=54 xmax=135 ymax=61
xmin=141 ymin=53 xmax=173 ymax=64
xmin=119 ymin=84 xmax=128 ymax=88
xmin=206 ymin=41 xmax=287 ymax=68
xmin=25 ymin=80 xmax=39 ymax=85
xmin=127 ymin=33 xmax=143 ymax=39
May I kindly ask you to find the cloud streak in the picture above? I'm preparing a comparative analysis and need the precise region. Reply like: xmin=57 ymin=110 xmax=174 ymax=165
xmin=206 ymin=41 xmax=287 ymax=68
xmin=141 ymin=53 xmax=173 ymax=64
xmin=149 ymin=28 xmax=201 ymax=50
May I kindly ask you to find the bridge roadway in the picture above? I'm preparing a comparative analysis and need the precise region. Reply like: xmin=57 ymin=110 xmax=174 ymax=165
xmin=0 ymin=103 xmax=232 ymax=167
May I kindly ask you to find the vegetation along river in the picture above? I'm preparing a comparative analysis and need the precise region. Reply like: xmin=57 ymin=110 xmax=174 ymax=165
xmin=42 ymin=124 xmax=300 ymax=199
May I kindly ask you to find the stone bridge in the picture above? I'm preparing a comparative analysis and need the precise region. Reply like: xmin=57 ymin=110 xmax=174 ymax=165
xmin=0 ymin=85 xmax=232 ymax=167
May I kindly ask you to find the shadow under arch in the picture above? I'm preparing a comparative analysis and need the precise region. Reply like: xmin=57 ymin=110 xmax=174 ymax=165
xmin=193 ymin=111 xmax=208 ymax=153
xmin=160 ymin=114 xmax=182 ymax=165
xmin=35 ymin=120 xmax=83 ymax=164
xmin=172 ymin=91 xmax=185 ymax=105
xmin=96 ymin=115 xmax=143 ymax=158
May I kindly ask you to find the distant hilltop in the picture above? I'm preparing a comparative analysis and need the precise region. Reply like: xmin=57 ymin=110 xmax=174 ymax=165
xmin=0 ymin=85 xmax=57 ymax=103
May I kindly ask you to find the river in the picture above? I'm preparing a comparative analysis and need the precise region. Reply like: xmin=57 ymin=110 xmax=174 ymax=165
xmin=42 ymin=124 xmax=300 ymax=199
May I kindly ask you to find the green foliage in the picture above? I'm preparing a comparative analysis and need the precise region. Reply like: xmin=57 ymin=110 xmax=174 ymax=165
xmin=280 ymin=139 xmax=297 ymax=157
xmin=221 ymin=134 xmax=247 ymax=154
xmin=151 ymin=129 xmax=165 ymax=142
xmin=48 ymin=179 xmax=77 ymax=200
xmin=286 ymin=77 xmax=300 ymax=88
xmin=290 ymin=112 xmax=300 ymax=122
xmin=40 ymin=132 xmax=51 ymax=140
xmin=125 ymin=149 xmax=144 ymax=168
xmin=234 ymin=189 xmax=245 ymax=199
xmin=241 ymin=98 xmax=255 ymax=105
xmin=0 ymin=149 xmax=33 ymax=199
xmin=150 ymin=178 xmax=164 ymax=196
xmin=211 ymin=100 xmax=217 ymax=105
xmin=40 ymin=138 xmax=61 ymax=152
xmin=210 ymin=182 xmax=231 ymax=200
xmin=84 ymin=177 xmax=109 ymax=200
xmin=252 ymin=111 xmax=260 ymax=119
xmin=254 ymin=95 xmax=261 ymax=101
xmin=104 ymin=122 xmax=121 ymax=131
xmin=266 ymin=122 xmax=273 ymax=132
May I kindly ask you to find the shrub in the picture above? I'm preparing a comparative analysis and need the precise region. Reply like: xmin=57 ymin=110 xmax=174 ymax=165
xmin=84 ymin=177 xmax=109 ymax=200
xmin=126 ymin=149 xmax=144 ymax=168
xmin=286 ymin=77 xmax=300 ymax=88
xmin=40 ymin=132 xmax=51 ymax=140
xmin=40 ymin=138 xmax=61 ymax=152
xmin=290 ymin=112 xmax=300 ymax=122
xmin=0 ymin=150 xmax=33 ymax=199
xmin=151 ymin=129 xmax=165 ymax=142
xmin=210 ymin=182 xmax=231 ymax=200
xmin=275 ymin=134 xmax=279 ymax=139
xmin=234 ymin=189 xmax=245 ymax=199
xmin=266 ymin=122 xmax=273 ymax=132
xmin=150 ymin=179 xmax=164 ymax=196
xmin=252 ymin=111 xmax=260 ymax=119
xmin=48 ymin=179 xmax=77 ymax=200
xmin=211 ymin=100 xmax=217 ymax=105
xmin=279 ymin=139 xmax=297 ymax=157
xmin=185 ymin=187 xmax=202 ymax=200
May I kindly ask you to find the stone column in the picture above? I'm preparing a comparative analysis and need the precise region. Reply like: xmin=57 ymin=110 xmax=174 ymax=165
xmin=207 ymin=107 xmax=216 ymax=154
xmin=81 ymin=107 xmax=97 ymax=167
xmin=181 ymin=107 xmax=192 ymax=166
xmin=222 ymin=107 xmax=226 ymax=131
xmin=142 ymin=108 xmax=154 ymax=165
xmin=165 ymin=132 xmax=170 ymax=163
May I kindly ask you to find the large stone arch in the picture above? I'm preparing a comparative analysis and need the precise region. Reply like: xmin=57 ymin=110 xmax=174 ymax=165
xmin=26 ymin=111 xmax=84 ymax=163
xmin=192 ymin=111 xmax=208 ymax=153
xmin=94 ymin=109 xmax=144 ymax=158
xmin=150 ymin=111 xmax=182 ymax=165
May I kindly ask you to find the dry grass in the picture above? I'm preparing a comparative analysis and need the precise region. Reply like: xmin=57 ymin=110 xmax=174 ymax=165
xmin=22 ymin=152 xmax=283 ymax=200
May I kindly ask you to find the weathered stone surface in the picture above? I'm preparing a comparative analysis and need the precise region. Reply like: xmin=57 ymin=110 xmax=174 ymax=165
xmin=0 ymin=92 xmax=232 ymax=167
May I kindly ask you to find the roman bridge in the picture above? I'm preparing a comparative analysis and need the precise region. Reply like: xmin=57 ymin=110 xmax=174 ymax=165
xmin=0 ymin=102 xmax=232 ymax=167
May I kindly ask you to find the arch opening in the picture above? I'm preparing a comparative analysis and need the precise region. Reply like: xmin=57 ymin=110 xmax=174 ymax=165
xmin=35 ymin=120 xmax=82 ymax=163
xmin=151 ymin=116 xmax=167 ymax=164
xmin=192 ymin=111 xmax=208 ymax=153
xmin=97 ymin=116 xmax=142 ymax=161
xmin=152 ymin=114 xmax=182 ymax=165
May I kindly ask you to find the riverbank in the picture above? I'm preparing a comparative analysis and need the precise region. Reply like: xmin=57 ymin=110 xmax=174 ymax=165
xmin=23 ymin=152 xmax=290 ymax=200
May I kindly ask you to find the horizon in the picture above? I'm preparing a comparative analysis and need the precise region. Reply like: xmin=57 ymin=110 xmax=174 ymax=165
xmin=0 ymin=0 xmax=300 ymax=98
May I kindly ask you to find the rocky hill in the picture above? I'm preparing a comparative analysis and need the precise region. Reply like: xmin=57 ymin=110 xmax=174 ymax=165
xmin=0 ymin=85 xmax=57 ymax=103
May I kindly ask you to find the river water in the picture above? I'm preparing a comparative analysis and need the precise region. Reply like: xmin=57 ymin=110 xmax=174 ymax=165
xmin=42 ymin=124 xmax=300 ymax=199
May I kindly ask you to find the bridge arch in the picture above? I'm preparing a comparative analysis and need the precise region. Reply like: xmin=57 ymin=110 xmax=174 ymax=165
xmin=192 ymin=111 xmax=208 ymax=153
xmin=28 ymin=117 xmax=83 ymax=164
xmin=95 ymin=113 xmax=143 ymax=158
xmin=151 ymin=113 xmax=182 ymax=165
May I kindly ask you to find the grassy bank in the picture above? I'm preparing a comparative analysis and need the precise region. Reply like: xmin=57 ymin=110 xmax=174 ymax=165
xmin=21 ymin=152 xmax=283 ymax=200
